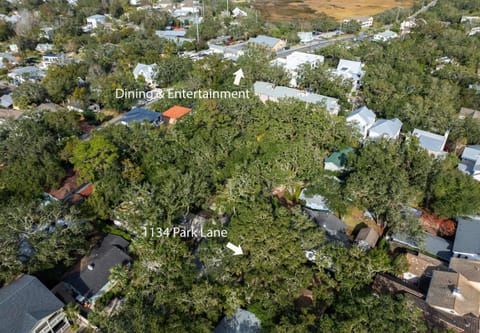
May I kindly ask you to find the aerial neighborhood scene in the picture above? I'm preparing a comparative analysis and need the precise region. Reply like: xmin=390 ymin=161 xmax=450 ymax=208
xmin=0 ymin=0 xmax=480 ymax=332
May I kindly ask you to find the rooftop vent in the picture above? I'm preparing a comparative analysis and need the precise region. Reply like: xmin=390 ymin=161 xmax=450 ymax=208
xmin=87 ymin=263 xmax=95 ymax=271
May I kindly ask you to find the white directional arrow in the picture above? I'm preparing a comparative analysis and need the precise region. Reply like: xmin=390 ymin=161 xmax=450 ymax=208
xmin=233 ymin=69 xmax=244 ymax=86
xmin=226 ymin=242 xmax=243 ymax=255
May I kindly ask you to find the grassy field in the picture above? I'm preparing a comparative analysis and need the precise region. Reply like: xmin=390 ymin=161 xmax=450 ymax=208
xmin=252 ymin=0 xmax=413 ymax=21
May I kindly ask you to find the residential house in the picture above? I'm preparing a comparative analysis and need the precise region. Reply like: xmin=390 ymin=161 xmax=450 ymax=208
xmin=214 ymin=308 xmax=261 ymax=333
xmin=162 ymin=105 xmax=192 ymax=125
xmin=223 ymin=45 xmax=246 ymax=61
xmin=324 ymin=148 xmax=353 ymax=172
xmin=346 ymin=106 xmax=376 ymax=139
xmin=458 ymin=146 xmax=480 ymax=181
xmin=133 ymin=63 xmax=158 ymax=86
xmin=303 ymin=208 xmax=347 ymax=237
xmin=460 ymin=16 xmax=480 ymax=24
xmin=459 ymin=107 xmax=480 ymax=119
xmin=63 ymin=234 xmax=131 ymax=307
xmin=0 ymin=109 xmax=24 ymax=124
xmin=390 ymin=232 xmax=453 ymax=262
xmin=155 ymin=30 xmax=194 ymax=46
xmin=114 ymin=108 xmax=163 ymax=126
xmin=373 ymin=30 xmax=399 ymax=42
xmin=468 ymin=27 xmax=480 ymax=36
xmin=334 ymin=59 xmax=363 ymax=91
xmin=271 ymin=51 xmax=324 ymax=87
xmin=40 ymin=53 xmax=64 ymax=69
xmin=400 ymin=19 xmax=416 ymax=35
xmin=85 ymin=14 xmax=106 ymax=31
xmin=0 ymin=93 xmax=13 ymax=108
xmin=368 ymin=118 xmax=403 ymax=140
xmin=299 ymin=188 xmax=331 ymax=212
xmin=355 ymin=227 xmax=379 ymax=250
xmin=172 ymin=7 xmax=199 ymax=18
xmin=35 ymin=43 xmax=53 ymax=53
xmin=45 ymin=171 xmax=94 ymax=205
xmin=453 ymin=218 xmax=480 ymax=260
xmin=412 ymin=129 xmax=449 ymax=158
xmin=0 ymin=275 xmax=70 ymax=333
xmin=232 ymin=7 xmax=248 ymax=18
xmin=426 ymin=270 xmax=480 ymax=317
xmin=254 ymin=81 xmax=340 ymax=115
xmin=373 ymin=273 xmax=480 ymax=333
xmin=344 ymin=16 xmax=373 ymax=29
xmin=0 ymin=52 xmax=17 ymax=68
xmin=39 ymin=27 xmax=54 ymax=41
xmin=248 ymin=35 xmax=286 ymax=52
xmin=297 ymin=32 xmax=313 ymax=43
xmin=401 ymin=252 xmax=447 ymax=285
xmin=8 ymin=66 xmax=45 ymax=85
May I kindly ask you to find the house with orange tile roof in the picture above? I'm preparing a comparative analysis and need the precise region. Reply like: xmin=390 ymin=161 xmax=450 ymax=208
xmin=162 ymin=105 xmax=192 ymax=125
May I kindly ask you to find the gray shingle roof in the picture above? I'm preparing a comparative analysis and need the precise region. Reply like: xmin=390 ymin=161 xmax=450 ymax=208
xmin=0 ymin=275 xmax=64 ymax=333
xmin=303 ymin=208 xmax=347 ymax=235
xmin=254 ymin=81 xmax=339 ymax=113
xmin=248 ymin=35 xmax=282 ymax=49
xmin=392 ymin=232 xmax=453 ymax=261
xmin=65 ymin=235 xmax=131 ymax=299
xmin=214 ymin=309 xmax=261 ymax=333
xmin=454 ymin=218 xmax=480 ymax=256
xmin=118 ymin=108 xmax=162 ymax=125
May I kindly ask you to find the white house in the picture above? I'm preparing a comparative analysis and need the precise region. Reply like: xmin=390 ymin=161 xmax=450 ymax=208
xmin=271 ymin=51 xmax=324 ymax=87
xmin=468 ymin=27 xmax=480 ymax=36
xmin=85 ymin=14 xmax=106 ymax=31
xmin=254 ymin=81 xmax=340 ymax=115
xmin=297 ymin=32 xmax=313 ymax=43
xmin=344 ymin=16 xmax=373 ymax=29
xmin=368 ymin=118 xmax=403 ymax=140
xmin=458 ymin=145 xmax=480 ymax=181
xmin=35 ymin=43 xmax=53 ymax=53
xmin=299 ymin=188 xmax=331 ymax=212
xmin=133 ymin=63 xmax=158 ymax=86
xmin=232 ymin=7 xmax=247 ymax=18
xmin=346 ymin=106 xmax=376 ymax=139
xmin=373 ymin=30 xmax=398 ymax=42
xmin=335 ymin=59 xmax=363 ymax=90
xmin=400 ymin=20 xmax=416 ymax=35
xmin=40 ymin=53 xmax=64 ymax=69
xmin=412 ymin=129 xmax=449 ymax=157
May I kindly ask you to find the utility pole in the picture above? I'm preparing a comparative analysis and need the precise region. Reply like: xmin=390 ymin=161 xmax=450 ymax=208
xmin=193 ymin=0 xmax=200 ymax=43
xmin=226 ymin=0 xmax=229 ymax=16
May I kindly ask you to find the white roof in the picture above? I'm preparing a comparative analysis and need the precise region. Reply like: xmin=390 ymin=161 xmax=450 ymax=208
xmin=299 ymin=189 xmax=330 ymax=211
xmin=133 ymin=63 xmax=157 ymax=81
xmin=412 ymin=129 xmax=448 ymax=153
xmin=337 ymin=59 xmax=362 ymax=77
xmin=272 ymin=51 xmax=324 ymax=72
xmin=369 ymin=118 xmax=403 ymax=138
xmin=347 ymin=106 xmax=376 ymax=126
xmin=87 ymin=14 xmax=106 ymax=21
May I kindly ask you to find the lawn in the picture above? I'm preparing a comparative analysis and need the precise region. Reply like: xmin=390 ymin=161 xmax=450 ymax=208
xmin=252 ymin=0 xmax=413 ymax=21
xmin=342 ymin=206 xmax=382 ymax=236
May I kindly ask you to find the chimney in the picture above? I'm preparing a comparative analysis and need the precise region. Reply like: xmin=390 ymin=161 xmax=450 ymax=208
xmin=452 ymin=288 xmax=461 ymax=297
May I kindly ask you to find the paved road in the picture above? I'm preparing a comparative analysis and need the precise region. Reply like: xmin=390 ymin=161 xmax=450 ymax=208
xmin=408 ymin=0 xmax=438 ymax=20
xmin=275 ymin=36 xmax=355 ymax=58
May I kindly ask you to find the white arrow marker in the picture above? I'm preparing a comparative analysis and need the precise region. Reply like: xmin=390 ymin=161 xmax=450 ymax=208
xmin=226 ymin=242 xmax=243 ymax=255
xmin=233 ymin=69 xmax=244 ymax=86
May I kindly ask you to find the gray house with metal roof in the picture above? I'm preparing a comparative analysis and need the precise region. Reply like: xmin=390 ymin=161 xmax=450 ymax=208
xmin=412 ymin=129 xmax=449 ymax=158
xmin=458 ymin=146 xmax=480 ymax=181
xmin=214 ymin=308 xmax=261 ymax=333
xmin=368 ymin=118 xmax=403 ymax=140
xmin=248 ymin=35 xmax=286 ymax=52
xmin=0 ymin=275 xmax=70 ymax=333
xmin=453 ymin=218 xmax=480 ymax=260
xmin=254 ymin=81 xmax=340 ymax=115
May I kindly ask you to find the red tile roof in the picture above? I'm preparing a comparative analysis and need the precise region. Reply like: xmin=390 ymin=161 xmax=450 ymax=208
xmin=162 ymin=105 xmax=192 ymax=119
